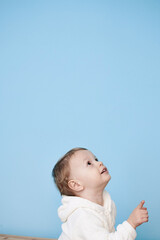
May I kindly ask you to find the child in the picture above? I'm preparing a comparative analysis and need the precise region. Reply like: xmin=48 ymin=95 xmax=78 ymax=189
xmin=52 ymin=147 xmax=149 ymax=240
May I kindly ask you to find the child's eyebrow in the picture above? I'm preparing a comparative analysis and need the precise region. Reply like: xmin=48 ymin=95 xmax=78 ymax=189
xmin=93 ymin=155 xmax=98 ymax=160
xmin=83 ymin=155 xmax=97 ymax=162
xmin=83 ymin=157 xmax=89 ymax=162
xmin=83 ymin=157 xmax=92 ymax=163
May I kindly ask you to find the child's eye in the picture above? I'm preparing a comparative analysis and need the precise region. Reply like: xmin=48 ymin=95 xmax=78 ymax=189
xmin=87 ymin=161 xmax=92 ymax=165
xmin=95 ymin=158 xmax=98 ymax=162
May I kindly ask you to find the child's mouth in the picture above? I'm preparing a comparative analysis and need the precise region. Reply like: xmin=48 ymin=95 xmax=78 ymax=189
xmin=101 ymin=167 xmax=108 ymax=174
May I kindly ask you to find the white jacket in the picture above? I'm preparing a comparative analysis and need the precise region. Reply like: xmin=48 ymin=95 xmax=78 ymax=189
xmin=58 ymin=191 xmax=137 ymax=240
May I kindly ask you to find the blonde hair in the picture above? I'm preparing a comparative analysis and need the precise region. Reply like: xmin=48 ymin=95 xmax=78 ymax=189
xmin=52 ymin=147 xmax=87 ymax=196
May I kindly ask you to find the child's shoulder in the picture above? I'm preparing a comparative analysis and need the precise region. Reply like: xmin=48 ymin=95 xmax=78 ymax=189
xmin=103 ymin=190 xmax=117 ymax=216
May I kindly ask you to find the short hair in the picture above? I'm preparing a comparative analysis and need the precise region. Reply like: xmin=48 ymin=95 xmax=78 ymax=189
xmin=52 ymin=147 xmax=87 ymax=196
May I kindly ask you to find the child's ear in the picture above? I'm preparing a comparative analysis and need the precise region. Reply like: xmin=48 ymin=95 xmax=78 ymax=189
xmin=68 ymin=180 xmax=84 ymax=192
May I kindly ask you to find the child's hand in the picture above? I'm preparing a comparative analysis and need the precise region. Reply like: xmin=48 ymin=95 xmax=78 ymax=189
xmin=127 ymin=200 xmax=149 ymax=229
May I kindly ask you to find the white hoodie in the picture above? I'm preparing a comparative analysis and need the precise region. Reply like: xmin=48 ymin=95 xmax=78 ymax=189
xmin=58 ymin=191 xmax=137 ymax=240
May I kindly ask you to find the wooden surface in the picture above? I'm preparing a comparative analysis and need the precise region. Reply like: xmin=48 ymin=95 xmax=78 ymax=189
xmin=0 ymin=235 xmax=57 ymax=240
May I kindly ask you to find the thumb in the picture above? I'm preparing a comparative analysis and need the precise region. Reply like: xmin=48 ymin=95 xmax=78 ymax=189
xmin=138 ymin=200 xmax=145 ymax=209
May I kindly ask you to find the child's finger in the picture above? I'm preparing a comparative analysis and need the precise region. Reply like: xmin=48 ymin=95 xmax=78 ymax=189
xmin=141 ymin=209 xmax=148 ymax=213
xmin=142 ymin=217 xmax=149 ymax=222
xmin=141 ymin=207 xmax=147 ymax=210
xmin=141 ymin=212 xmax=148 ymax=217
xmin=138 ymin=200 xmax=145 ymax=209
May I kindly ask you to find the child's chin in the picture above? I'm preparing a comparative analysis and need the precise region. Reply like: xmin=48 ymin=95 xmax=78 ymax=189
xmin=106 ymin=175 xmax=111 ymax=183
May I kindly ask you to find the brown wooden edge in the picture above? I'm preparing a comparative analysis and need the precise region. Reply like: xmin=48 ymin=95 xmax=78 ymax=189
xmin=0 ymin=234 xmax=57 ymax=240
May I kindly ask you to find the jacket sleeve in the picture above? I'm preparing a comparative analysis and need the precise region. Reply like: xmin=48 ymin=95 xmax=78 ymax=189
xmin=69 ymin=209 xmax=137 ymax=240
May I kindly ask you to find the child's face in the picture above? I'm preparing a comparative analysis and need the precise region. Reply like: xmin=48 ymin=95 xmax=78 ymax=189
xmin=68 ymin=150 xmax=111 ymax=192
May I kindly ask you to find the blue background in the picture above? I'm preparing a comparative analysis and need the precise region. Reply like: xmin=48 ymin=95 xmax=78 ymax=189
xmin=0 ymin=1 xmax=160 ymax=240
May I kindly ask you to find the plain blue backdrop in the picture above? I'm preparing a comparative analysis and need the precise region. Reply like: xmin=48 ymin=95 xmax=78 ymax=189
xmin=0 ymin=1 xmax=160 ymax=240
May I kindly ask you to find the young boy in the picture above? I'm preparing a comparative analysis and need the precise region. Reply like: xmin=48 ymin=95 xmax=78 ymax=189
xmin=52 ymin=147 xmax=149 ymax=240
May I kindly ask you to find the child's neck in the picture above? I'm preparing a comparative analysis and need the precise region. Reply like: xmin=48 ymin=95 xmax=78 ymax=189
xmin=79 ymin=189 xmax=104 ymax=206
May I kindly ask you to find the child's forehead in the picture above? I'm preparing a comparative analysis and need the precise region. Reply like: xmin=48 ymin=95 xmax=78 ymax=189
xmin=72 ymin=149 xmax=95 ymax=161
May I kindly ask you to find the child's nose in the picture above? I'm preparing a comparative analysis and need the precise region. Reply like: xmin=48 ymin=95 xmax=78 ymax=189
xmin=98 ymin=161 xmax=103 ymax=166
